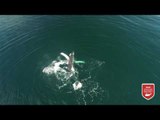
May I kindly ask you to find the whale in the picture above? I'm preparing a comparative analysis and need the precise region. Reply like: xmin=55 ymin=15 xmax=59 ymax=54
xmin=60 ymin=52 xmax=75 ymax=72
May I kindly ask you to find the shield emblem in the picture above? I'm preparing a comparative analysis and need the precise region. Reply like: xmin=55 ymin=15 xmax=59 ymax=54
xmin=142 ymin=83 xmax=155 ymax=100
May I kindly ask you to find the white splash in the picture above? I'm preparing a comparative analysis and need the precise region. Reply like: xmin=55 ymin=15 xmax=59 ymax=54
xmin=42 ymin=60 xmax=75 ymax=81
xmin=73 ymin=81 xmax=83 ymax=90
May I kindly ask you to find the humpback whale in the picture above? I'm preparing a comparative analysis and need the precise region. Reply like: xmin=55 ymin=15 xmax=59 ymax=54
xmin=60 ymin=52 xmax=75 ymax=72
xmin=43 ymin=51 xmax=86 ymax=91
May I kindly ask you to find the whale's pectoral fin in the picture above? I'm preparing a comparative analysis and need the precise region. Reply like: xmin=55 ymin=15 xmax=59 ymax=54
xmin=60 ymin=52 xmax=69 ymax=61
xmin=74 ymin=61 xmax=85 ymax=64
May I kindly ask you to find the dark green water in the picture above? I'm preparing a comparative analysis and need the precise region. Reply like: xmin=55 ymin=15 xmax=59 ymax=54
xmin=0 ymin=15 xmax=160 ymax=105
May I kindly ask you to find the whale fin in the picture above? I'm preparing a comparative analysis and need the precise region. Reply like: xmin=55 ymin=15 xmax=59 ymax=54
xmin=60 ymin=52 xmax=69 ymax=61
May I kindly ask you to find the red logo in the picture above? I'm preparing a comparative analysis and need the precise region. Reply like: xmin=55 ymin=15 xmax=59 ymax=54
xmin=142 ymin=83 xmax=155 ymax=100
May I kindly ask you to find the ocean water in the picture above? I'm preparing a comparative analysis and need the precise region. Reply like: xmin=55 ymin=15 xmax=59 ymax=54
xmin=0 ymin=15 xmax=160 ymax=105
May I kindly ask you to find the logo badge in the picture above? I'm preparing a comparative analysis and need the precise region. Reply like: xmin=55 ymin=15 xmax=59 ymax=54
xmin=142 ymin=83 xmax=155 ymax=100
